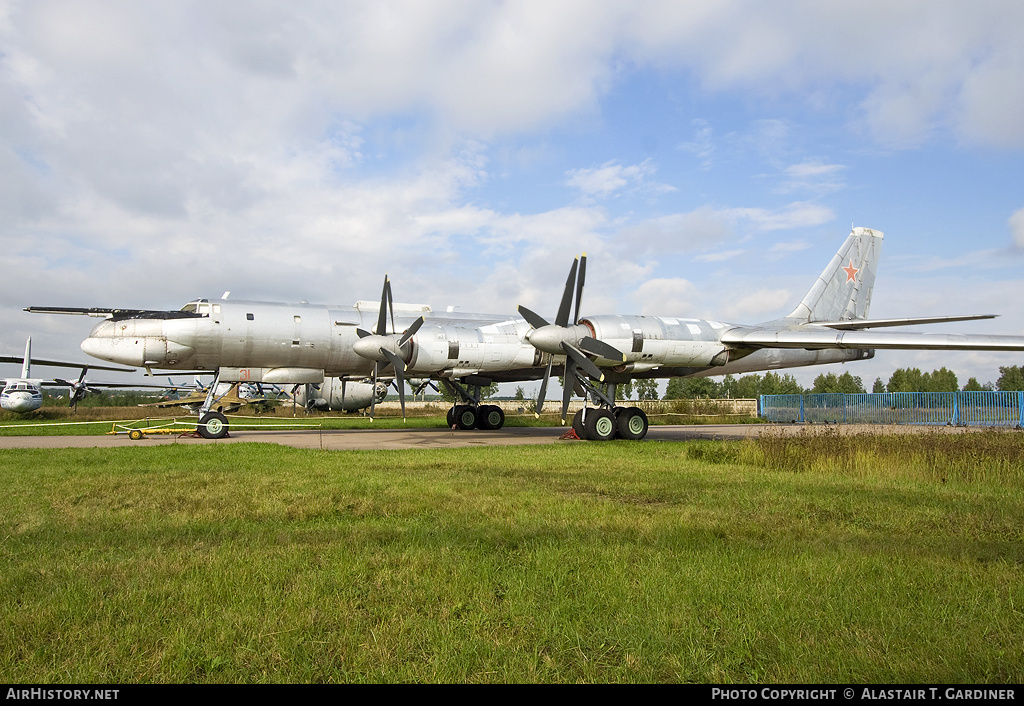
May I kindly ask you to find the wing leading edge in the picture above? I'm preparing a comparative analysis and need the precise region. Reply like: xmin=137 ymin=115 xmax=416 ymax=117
xmin=722 ymin=326 xmax=1024 ymax=352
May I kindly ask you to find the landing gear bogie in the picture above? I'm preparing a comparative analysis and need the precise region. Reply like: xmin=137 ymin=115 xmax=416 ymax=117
xmin=448 ymin=403 xmax=506 ymax=431
xmin=572 ymin=405 xmax=649 ymax=441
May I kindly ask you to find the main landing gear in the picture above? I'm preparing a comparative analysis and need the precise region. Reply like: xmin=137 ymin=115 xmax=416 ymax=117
xmin=441 ymin=378 xmax=506 ymax=431
xmin=571 ymin=405 xmax=649 ymax=441
xmin=447 ymin=403 xmax=506 ymax=430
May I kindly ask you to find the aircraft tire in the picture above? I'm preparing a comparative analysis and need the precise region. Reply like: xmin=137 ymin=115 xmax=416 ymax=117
xmin=616 ymin=406 xmax=649 ymax=441
xmin=447 ymin=406 xmax=456 ymax=427
xmin=477 ymin=404 xmax=505 ymax=430
xmin=584 ymin=408 xmax=617 ymax=441
xmin=454 ymin=405 xmax=478 ymax=430
xmin=572 ymin=409 xmax=586 ymax=438
xmin=198 ymin=411 xmax=229 ymax=439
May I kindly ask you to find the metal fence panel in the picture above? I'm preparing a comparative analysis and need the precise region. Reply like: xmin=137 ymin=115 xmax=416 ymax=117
xmin=759 ymin=391 xmax=1024 ymax=426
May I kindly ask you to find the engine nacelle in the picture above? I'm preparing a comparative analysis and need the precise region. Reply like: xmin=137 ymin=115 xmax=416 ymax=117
xmin=581 ymin=315 xmax=731 ymax=367
xmin=292 ymin=379 xmax=384 ymax=412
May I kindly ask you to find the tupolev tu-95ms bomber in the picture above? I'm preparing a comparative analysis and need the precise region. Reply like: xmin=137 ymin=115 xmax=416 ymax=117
xmin=26 ymin=227 xmax=1024 ymax=441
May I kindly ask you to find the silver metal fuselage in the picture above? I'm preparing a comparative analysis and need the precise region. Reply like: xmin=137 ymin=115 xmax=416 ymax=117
xmin=78 ymin=298 xmax=865 ymax=385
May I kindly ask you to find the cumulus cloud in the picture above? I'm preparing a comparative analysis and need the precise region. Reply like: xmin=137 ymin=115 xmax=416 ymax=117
xmin=777 ymin=160 xmax=847 ymax=196
xmin=565 ymin=159 xmax=674 ymax=200
xmin=1011 ymin=208 xmax=1024 ymax=248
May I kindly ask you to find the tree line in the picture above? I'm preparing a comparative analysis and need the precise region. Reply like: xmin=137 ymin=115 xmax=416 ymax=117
xmin=660 ymin=365 xmax=1024 ymax=400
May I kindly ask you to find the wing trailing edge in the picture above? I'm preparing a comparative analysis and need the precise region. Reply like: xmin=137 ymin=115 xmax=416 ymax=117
xmin=722 ymin=327 xmax=1024 ymax=352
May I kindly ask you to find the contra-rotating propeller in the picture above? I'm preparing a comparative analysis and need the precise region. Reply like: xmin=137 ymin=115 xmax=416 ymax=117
xmin=351 ymin=275 xmax=425 ymax=421
xmin=54 ymin=367 xmax=94 ymax=410
xmin=517 ymin=254 xmax=625 ymax=423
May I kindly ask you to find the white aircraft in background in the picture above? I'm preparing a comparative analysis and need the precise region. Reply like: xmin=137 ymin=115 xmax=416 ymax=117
xmin=26 ymin=227 xmax=1024 ymax=439
xmin=0 ymin=338 xmax=140 ymax=413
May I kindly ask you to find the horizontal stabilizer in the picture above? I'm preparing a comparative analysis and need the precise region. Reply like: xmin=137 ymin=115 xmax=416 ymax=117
xmin=809 ymin=314 xmax=997 ymax=330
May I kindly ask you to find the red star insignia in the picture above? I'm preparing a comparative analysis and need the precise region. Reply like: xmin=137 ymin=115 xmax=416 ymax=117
xmin=843 ymin=260 xmax=859 ymax=282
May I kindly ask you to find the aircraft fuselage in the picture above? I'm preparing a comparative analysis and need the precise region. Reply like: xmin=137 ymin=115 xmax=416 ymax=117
xmin=77 ymin=297 xmax=867 ymax=384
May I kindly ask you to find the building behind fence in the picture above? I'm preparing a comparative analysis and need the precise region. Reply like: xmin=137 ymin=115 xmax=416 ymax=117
xmin=760 ymin=391 xmax=1024 ymax=427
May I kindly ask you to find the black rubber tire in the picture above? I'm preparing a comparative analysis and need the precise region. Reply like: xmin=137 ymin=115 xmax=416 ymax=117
xmin=572 ymin=408 xmax=586 ymax=438
xmin=616 ymin=406 xmax=649 ymax=441
xmin=454 ymin=405 xmax=478 ymax=430
xmin=477 ymin=404 xmax=505 ymax=430
xmin=198 ymin=411 xmax=229 ymax=439
xmin=584 ymin=408 xmax=617 ymax=441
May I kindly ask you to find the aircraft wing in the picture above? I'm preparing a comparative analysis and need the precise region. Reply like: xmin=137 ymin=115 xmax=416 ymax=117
xmin=24 ymin=306 xmax=203 ymax=321
xmin=46 ymin=380 xmax=191 ymax=390
xmin=721 ymin=326 xmax=1024 ymax=351
xmin=0 ymin=355 xmax=135 ymax=373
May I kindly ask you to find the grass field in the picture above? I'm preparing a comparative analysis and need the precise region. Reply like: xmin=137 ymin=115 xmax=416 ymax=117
xmin=0 ymin=400 xmax=759 ymax=435
xmin=2 ymin=431 xmax=1022 ymax=683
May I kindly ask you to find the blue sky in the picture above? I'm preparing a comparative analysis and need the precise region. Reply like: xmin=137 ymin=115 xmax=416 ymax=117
xmin=2 ymin=0 xmax=1024 ymax=392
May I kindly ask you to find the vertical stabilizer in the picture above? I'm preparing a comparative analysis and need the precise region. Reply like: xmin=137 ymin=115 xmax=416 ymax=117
xmin=21 ymin=338 xmax=31 ymax=378
xmin=786 ymin=227 xmax=883 ymax=323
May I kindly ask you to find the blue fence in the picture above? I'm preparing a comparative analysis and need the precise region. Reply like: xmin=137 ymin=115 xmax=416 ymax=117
xmin=759 ymin=391 xmax=1024 ymax=427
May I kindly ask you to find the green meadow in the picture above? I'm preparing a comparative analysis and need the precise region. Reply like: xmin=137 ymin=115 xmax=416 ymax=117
xmin=2 ymin=431 xmax=1022 ymax=683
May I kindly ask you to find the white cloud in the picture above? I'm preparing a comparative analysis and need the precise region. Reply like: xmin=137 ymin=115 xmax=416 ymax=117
xmin=1011 ymin=208 xmax=1024 ymax=249
xmin=565 ymin=159 xmax=674 ymax=200
xmin=678 ymin=119 xmax=715 ymax=170
xmin=777 ymin=160 xmax=847 ymax=196
xmin=633 ymin=278 xmax=698 ymax=316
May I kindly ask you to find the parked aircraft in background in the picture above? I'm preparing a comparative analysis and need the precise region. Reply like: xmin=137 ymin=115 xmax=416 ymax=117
xmin=0 ymin=337 xmax=141 ymax=412
xmin=26 ymin=227 xmax=1024 ymax=439
xmin=289 ymin=378 xmax=388 ymax=413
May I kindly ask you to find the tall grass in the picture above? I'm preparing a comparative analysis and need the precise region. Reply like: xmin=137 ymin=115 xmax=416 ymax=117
xmin=2 ymin=435 xmax=1022 ymax=683
xmin=747 ymin=427 xmax=1024 ymax=486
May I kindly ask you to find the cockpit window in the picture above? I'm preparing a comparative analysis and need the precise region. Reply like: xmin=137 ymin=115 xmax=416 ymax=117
xmin=180 ymin=299 xmax=211 ymax=316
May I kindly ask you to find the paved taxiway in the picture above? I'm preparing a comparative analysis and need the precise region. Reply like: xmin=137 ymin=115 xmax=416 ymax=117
xmin=0 ymin=423 xmax=996 ymax=451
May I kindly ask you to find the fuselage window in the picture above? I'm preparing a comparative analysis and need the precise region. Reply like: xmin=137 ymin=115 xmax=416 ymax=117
xmin=247 ymin=313 xmax=254 ymax=321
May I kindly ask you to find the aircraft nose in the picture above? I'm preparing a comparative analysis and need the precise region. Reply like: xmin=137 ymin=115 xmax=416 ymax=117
xmin=81 ymin=336 xmax=140 ymax=366
xmin=7 ymin=392 xmax=35 ymax=413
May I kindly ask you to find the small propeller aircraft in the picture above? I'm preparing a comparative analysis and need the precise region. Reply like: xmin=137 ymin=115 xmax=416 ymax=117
xmin=0 ymin=337 xmax=153 ymax=413
xmin=26 ymin=227 xmax=1024 ymax=439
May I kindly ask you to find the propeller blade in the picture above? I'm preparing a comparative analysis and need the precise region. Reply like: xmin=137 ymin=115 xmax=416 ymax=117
xmin=560 ymin=357 xmax=576 ymax=424
xmin=385 ymin=277 xmax=396 ymax=335
xmin=573 ymin=254 xmax=586 ymax=325
xmin=578 ymin=336 xmax=626 ymax=363
xmin=518 ymin=305 xmax=550 ymax=330
xmin=555 ymin=258 xmax=579 ymax=327
xmin=398 ymin=316 xmax=425 ymax=347
xmin=381 ymin=348 xmax=407 ymax=420
xmin=376 ymin=275 xmax=390 ymax=335
xmin=535 ymin=358 xmax=553 ymax=416
xmin=356 ymin=328 xmax=372 ymax=338
xmin=560 ymin=342 xmax=605 ymax=382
